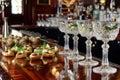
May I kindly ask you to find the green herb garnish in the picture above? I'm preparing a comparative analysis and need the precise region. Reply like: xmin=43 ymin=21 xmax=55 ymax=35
xmin=17 ymin=47 xmax=25 ymax=53
xmin=13 ymin=44 xmax=21 ymax=51
xmin=71 ymin=23 xmax=78 ymax=28
xmin=105 ymin=26 xmax=117 ymax=30
xmin=34 ymin=49 xmax=42 ymax=55
xmin=89 ymin=27 xmax=92 ymax=31
xmin=40 ymin=42 xmax=47 ymax=49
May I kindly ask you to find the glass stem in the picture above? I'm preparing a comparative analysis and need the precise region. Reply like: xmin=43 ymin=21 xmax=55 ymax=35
xmin=73 ymin=61 xmax=78 ymax=79
xmin=72 ymin=35 xmax=79 ymax=79
xmin=64 ymin=33 xmax=70 ymax=72
xmin=64 ymin=55 xmax=69 ymax=75
xmin=64 ymin=33 xmax=70 ymax=50
xmin=101 ymin=74 xmax=109 ymax=80
xmin=102 ymin=40 xmax=109 ymax=66
xmin=86 ymin=66 xmax=92 ymax=80
xmin=2 ymin=17 xmax=9 ymax=38
xmin=85 ymin=38 xmax=92 ymax=60
xmin=73 ymin=35 xmax=79 ymax=54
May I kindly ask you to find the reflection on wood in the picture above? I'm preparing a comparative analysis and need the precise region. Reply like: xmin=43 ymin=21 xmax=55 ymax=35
xmin=0 ymin=50 xmax=120 ymax=80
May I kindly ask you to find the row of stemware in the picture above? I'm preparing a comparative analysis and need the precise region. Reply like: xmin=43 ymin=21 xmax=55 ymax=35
xmin=48 ymin=17 xmax=119 ymax=80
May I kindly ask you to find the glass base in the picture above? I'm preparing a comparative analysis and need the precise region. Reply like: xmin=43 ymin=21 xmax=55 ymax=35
xmin=93 ymin=65 xmax=117 ymax=74
xmin=59 ymin=49 xmax=72 ymax=56
xmin=58 ymin=69 xmax=74 ymax=80
xmin=75 ymin=54 xmax=85 ymax=60
xmin=73 ymin=73 xmax=79 ymax=80
xmin=79 ymin=59 xmax=99 ymax=66
xmin=69 ymin=54 xmax=85 ymax=61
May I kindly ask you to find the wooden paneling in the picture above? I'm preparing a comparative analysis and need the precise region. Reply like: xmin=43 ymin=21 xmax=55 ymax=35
xmin=0 ymin=0 xmax=58 ymax=25
xmin=31 ymin=0 xmax=58 ymax=24
xmin=0 ymin=14 xmax=3 ymax=25
xmin=1 ymin=0 xmax=120 ymax=25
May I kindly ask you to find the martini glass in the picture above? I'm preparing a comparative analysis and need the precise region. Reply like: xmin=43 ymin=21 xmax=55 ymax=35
xmin=65 ymin=19 xmax=85 ymax=79
xmin=92 ymin=21 xmax=119 ymax=74
xmin=77 ymin=20 xmax=99 ymax=66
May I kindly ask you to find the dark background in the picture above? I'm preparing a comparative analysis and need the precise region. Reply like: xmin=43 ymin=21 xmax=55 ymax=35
xmin=38 ymin=0 xmax=49 ymax=4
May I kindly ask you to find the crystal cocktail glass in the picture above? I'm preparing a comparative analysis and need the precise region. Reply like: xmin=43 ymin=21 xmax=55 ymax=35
xmin=92 ymin=21 xmax=119 ymax=74
xmin=65 ymin=19 xmax=85 ymax=79
xmin=77 ymin=20 xmax=99 ymax=66
xmin=56 ymin=18 xmax=74 ymax=80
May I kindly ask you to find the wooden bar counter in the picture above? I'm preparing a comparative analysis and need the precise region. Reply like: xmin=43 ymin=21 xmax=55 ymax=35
xmin=0 ymin=39 xmax=120 ymax=80
xmin=0 ymin=25 xmax=119 ymax=80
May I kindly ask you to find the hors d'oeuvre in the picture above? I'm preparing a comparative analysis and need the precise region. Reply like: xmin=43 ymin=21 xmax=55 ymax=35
xmin=0 ymin=34 xmax=3 ymax=42
xmin=41 ymin=44 xmax=59 ymax=59
xmin=19 ymin=36 xmax=30 ymax=46
xmin=8 ymin=35 xmax=14 ymax=39
xmin=2 ymin=49 xmax=15 ymax=57
xmin=12 ymin=58 xmax=27 ymax=67
xmin=39 ymin=43 xmax=59 ymax=64
xmin=23 ymin=45 xmax=33 ymax=56
xmin=2 ymin=37 xmax=7 ymax=45
xmin=13 ymin=36 xmax=21 ymax=44
xmin=11 ymin=44 xmax=21 ymax=54
xmin=6 ymin=38 xmax=15 ymax=48
xmin=2 ymin=56 xmax=14 ymax=64
xmin=42 ymin=49 xmax=55 ymax=58
xmin=29 ymin=36 xmax=41 ymax=48
xmin=29 ymin=60 xmax=43 ymax=70
xmin=29 ymin=47 xmax=42 ymax=60
xmin=15 ymin=47 xmax=26 ymax=59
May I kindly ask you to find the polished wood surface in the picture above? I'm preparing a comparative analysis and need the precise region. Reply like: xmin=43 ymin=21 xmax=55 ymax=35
xmin=0 ymin=25 xmax=119 ymax=80
xmin=0 ymin=41 xmax=120 ymax=80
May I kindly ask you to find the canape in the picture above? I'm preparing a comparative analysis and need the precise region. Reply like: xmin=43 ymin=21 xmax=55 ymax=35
xmin=2 ymin=49 xmax=15 ymax=57
xmin=29 ymin=36 xmax=41 ymax=48
xmin=23 ymin=45 xmax=33 ymax=56
xmin=15 ymin=52 xmax=26 ymax=59
xmin=29 ymin=48 xmax=42 ymax=60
